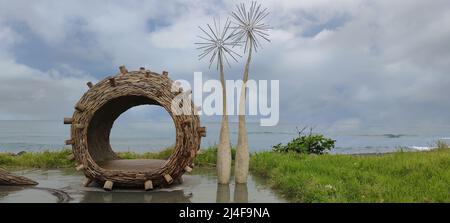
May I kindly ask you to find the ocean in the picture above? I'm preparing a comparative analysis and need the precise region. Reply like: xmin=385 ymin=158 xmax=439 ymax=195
xmin=0 ymin=120 xmax=449 ymax=154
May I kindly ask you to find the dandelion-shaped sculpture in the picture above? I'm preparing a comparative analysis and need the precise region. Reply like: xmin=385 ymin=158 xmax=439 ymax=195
xmin=231 ymin=1 xmax=271 ymax=184
xmin=196 ymin=18 xmax=240 ymax=184
xmin=197 ymin=18 xmax=240 ymax=69
xmin=232 ymin=1 xmax=271 ymax=53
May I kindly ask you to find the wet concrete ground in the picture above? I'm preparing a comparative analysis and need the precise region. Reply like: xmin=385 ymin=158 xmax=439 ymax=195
xmin=0 ymin=168 xmax=286 ymax=203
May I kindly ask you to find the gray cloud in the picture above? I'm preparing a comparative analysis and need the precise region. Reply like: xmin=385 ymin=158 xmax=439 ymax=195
xmin=0 ymin=0 xmax=449 ymax=133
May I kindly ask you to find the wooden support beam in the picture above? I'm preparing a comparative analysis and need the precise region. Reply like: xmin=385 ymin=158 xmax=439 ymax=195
xmin=163 ymin=174 xmax=173 ymax=184
xmin=75 ymin=104 xmax=85 ymax=112
xmin=103 ymin=180 xmax=113 ymax=191
xmin=86 ymin=82 xmax=94 ymax=88
xmin=108 ymin=77 xmax=116 ymax=87
xmin=65 ymin=139 xmax=74 ymax=145
xmin=63 ymin=117 xmax=73 ymax=124
xmin=119 ymin=65 xmax=128 ymax=74
xmin=83 ymin=178 xmax=93 ymax=187
xmin=74 ymin=124 xmax=84 ymax=130
xmin=67 ymin=153 xmax=75 ymax=161
xmin=75 ymin=164 xmax=84 ymax=171
xmin=198 ymin=126 xmax=207 ymax=137
xmin=184 ymin=166 xmax=193 ymax=173
xmin=144 ymin=180 xmax=153 ymax=191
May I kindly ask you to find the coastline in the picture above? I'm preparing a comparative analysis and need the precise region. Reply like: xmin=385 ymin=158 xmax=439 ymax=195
xmin=2 ymin=147 xmax=450 ymax=202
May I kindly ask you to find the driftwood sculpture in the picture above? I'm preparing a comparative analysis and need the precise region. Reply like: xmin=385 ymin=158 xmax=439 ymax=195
xmin=64 ymin=66 xmax=205 ymax=191
xmin=0 ymin=168 xmax=38 ymax=186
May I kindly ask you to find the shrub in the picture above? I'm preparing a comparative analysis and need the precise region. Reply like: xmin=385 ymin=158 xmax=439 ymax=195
xmin=435 ymin=140 xmax=449 ymax=150
xmin=273 ymin=127 xmax=335 ymax=155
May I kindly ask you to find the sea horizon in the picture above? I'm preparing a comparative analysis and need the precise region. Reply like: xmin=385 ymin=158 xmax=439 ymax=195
xmin=0 ymin=120 xmax=449 ymax=154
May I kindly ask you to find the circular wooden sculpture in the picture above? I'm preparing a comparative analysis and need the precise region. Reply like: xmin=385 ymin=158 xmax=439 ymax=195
xmin=64 ymin=66 xmax=205 ymax=191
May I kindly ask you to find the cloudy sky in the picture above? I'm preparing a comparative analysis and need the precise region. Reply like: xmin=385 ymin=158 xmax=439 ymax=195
xmin=0 ymin=0 xmax=449 ymax=133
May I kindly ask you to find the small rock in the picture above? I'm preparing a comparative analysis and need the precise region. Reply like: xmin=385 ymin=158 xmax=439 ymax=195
xmin=16 ymin=151 xmax=27 ymax=156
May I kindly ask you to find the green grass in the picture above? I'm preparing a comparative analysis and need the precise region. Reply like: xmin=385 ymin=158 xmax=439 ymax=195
xmin=194 ymin=146 xmax=236 ymax=167
xmin=117 ymin=147 xmax=176 ymax=160
xmin=250 ymin=149 xmax=450 ymax=202
xmin=0 ymin=147 xmax=226 ymax=169
xmin=116 ymin=146 xmax=235 ymax=167
xmin=0 ymin=149 xmax=74 ymax=168
xmin=3 ymin=145 xmax=450 ymax=203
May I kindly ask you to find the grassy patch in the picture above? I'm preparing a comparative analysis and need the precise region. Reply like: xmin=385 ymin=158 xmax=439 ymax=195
xmin=117 ymin=147 xmax=175 ymax=160
xmin=0 ymin=147 xmax=226 ymax=169
xmin=117 ymin=146 xmax=234 ymax=167
xmin=194 ymin=146 xmax=236 ymax=167
xmin=6 ymin=146 xmax=449 ymax=203
xmin=0 ymin=149 xmax=74 ymax=168
xmin=250 ymin=149 xmax=450 ymax=202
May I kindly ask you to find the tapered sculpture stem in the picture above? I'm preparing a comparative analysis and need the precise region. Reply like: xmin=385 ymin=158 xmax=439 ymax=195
xmin=235 ymin=43 xmax=253 ymax=183
xmin=217 ymin=58 xmax=232 ymax=184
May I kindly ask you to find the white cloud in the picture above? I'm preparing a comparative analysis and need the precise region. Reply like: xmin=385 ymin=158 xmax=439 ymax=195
xmin=0 ymin=0 xmax=448 ymax=132
xmin=0 ymin=58 xmax=95 ymax=119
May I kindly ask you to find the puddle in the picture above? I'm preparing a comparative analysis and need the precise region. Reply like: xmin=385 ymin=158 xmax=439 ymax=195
xmin=0 ymin=168 xmax=286 ymax=203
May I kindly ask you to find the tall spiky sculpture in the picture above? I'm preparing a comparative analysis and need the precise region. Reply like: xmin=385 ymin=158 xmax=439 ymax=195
xmin=232 ymin=1 xmax=271 ymax=183
xmin=196 ymin=18 xmax=240 ymax=184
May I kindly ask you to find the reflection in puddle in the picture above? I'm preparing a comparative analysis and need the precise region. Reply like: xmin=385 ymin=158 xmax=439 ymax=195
xmin=0 ymin=168 xmax=286 ymax=203
xmin=234 ymin=183 xmax=248 ymax=203
xmin=81 ymin=190 xmax=192 ymax=203
xmin=216 ymin=184 xmax=231 ymax=203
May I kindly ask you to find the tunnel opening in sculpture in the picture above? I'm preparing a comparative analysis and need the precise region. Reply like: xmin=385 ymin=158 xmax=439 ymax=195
xmin=87 ymin=95 xmax=175 ymax=171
